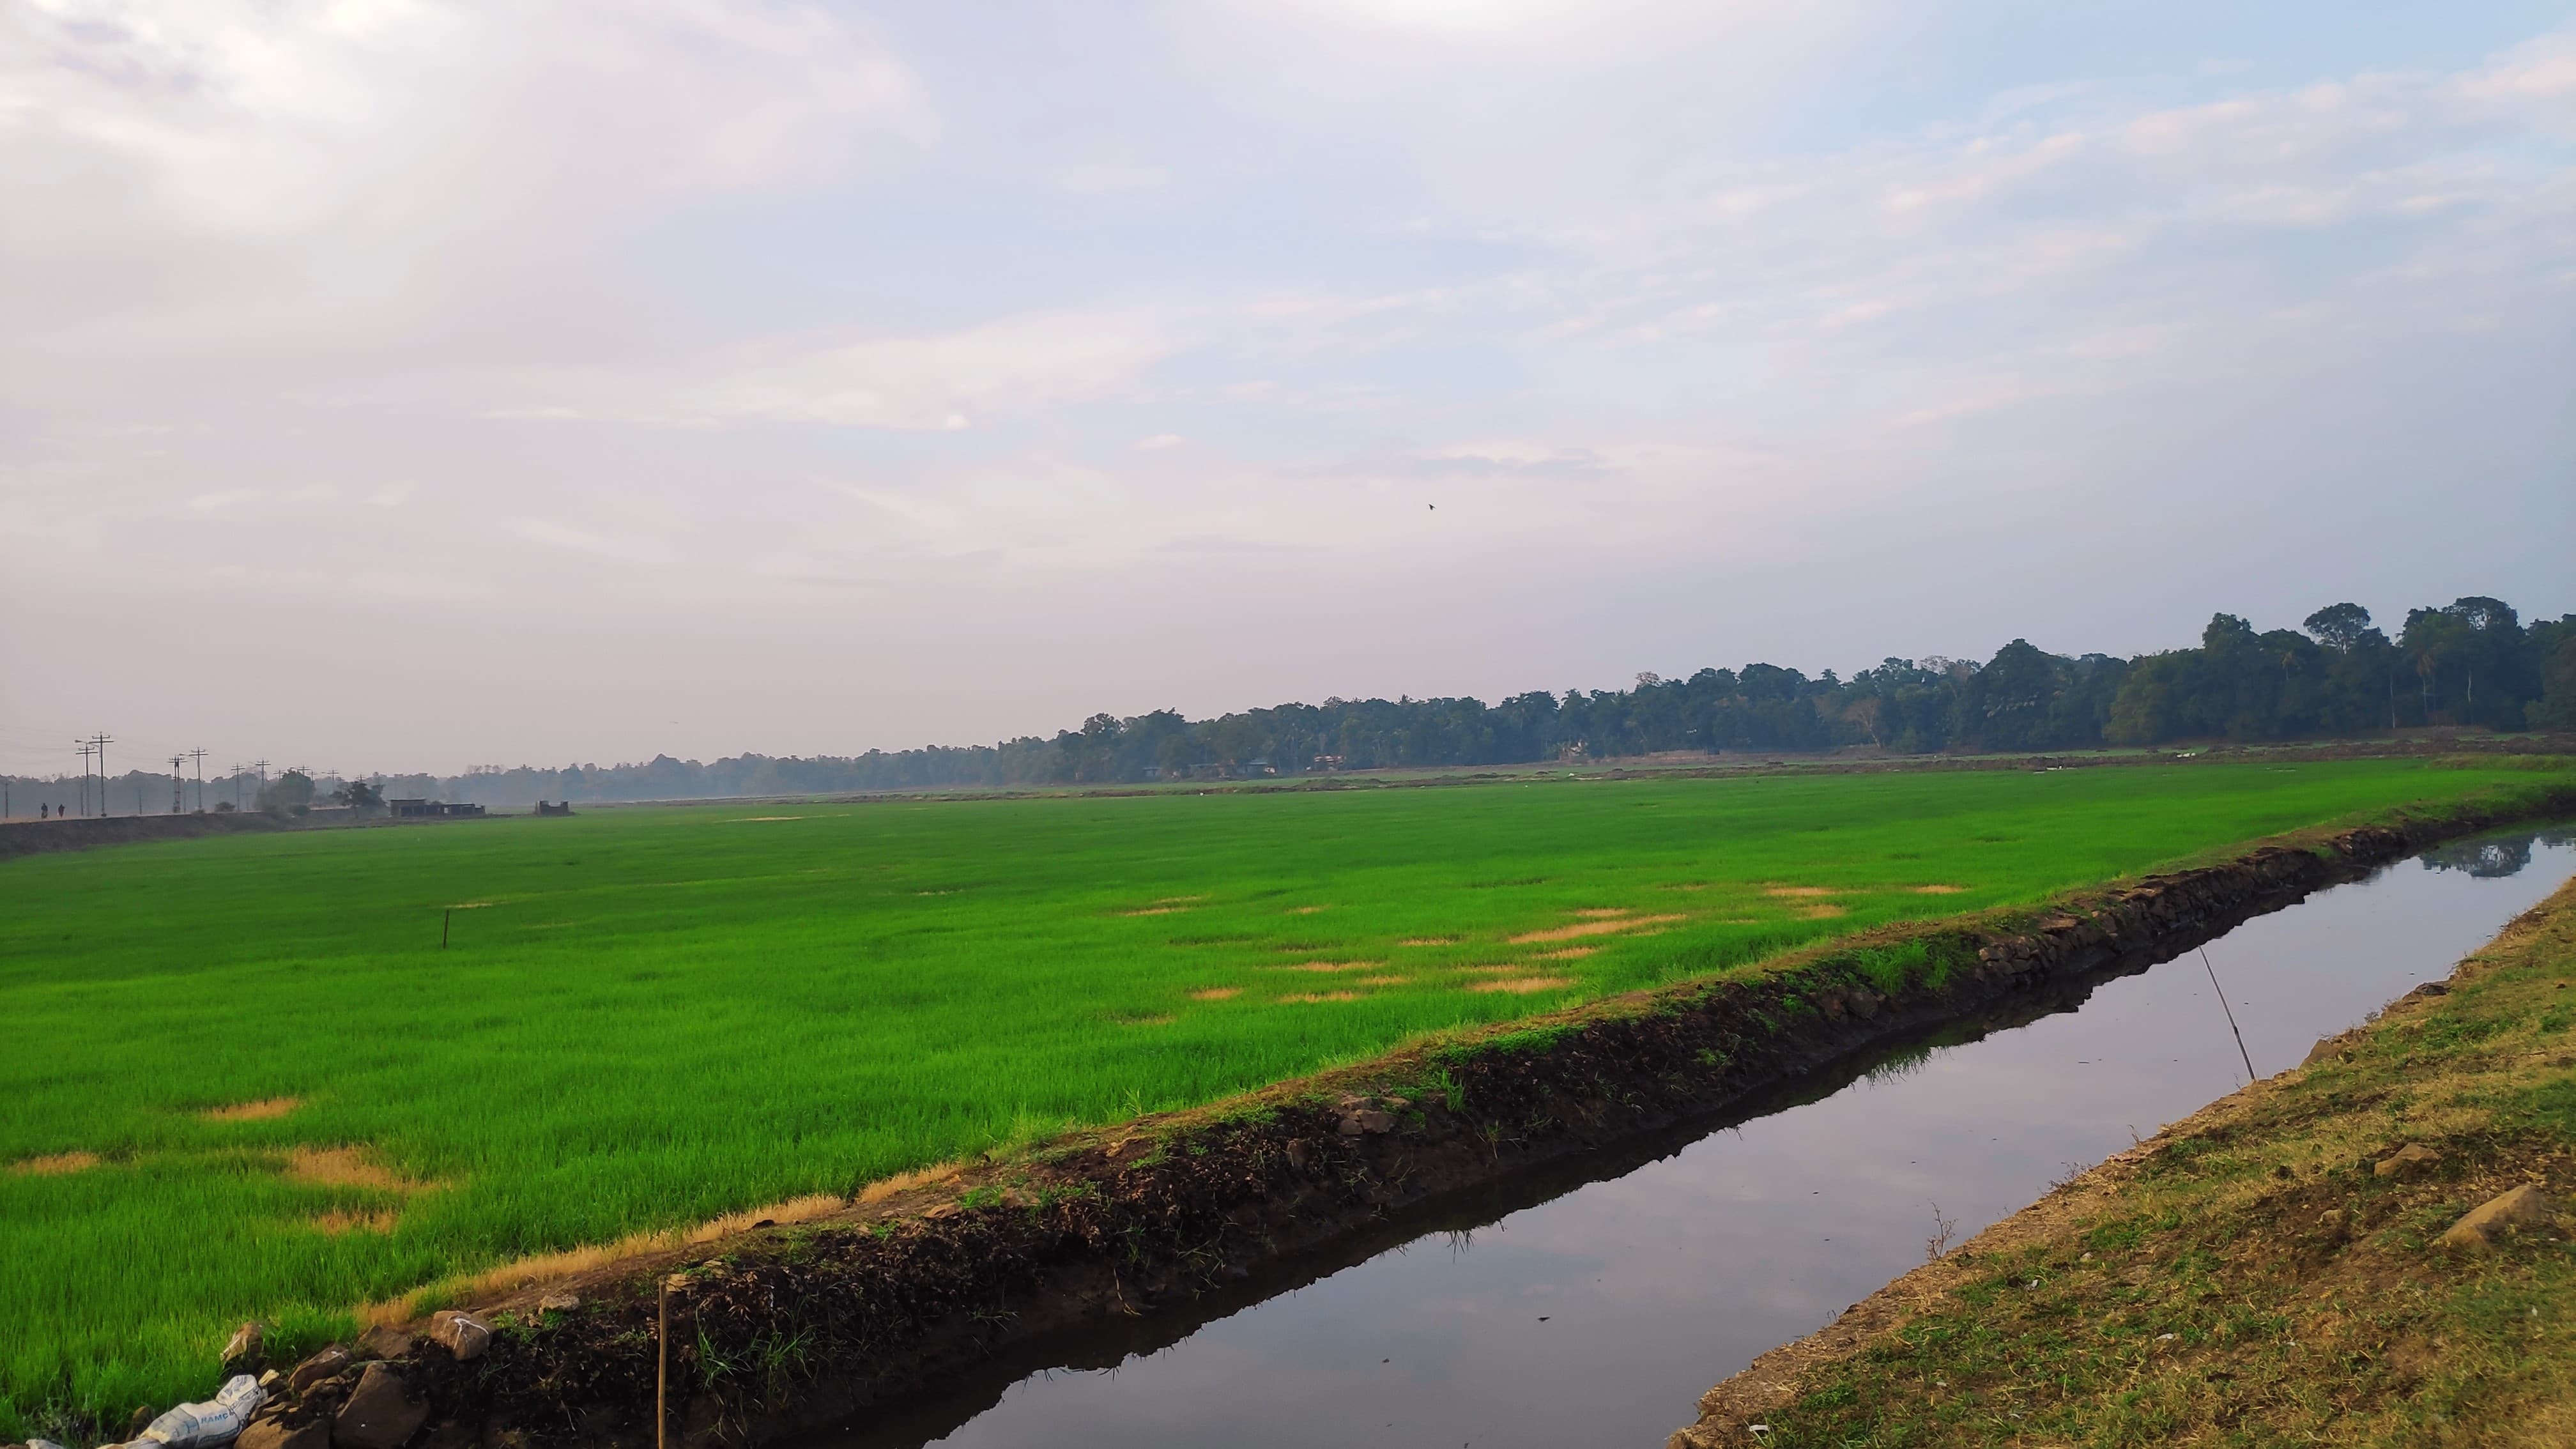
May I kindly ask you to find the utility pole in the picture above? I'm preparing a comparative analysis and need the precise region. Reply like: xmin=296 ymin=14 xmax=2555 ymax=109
xmin=188 ymin=748 xmax=209 ymax=812
xmin=74 ymin=740 xmax=95 ymax=817
xmin=90 ymin=733 xmax=114 ymax=815
xmin=169 ymin=755 xmax=186 ymax=814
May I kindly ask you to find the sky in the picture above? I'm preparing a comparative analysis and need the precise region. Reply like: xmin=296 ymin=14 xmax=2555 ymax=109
xmin=2 ymin=1 xmax=2571 ymax=778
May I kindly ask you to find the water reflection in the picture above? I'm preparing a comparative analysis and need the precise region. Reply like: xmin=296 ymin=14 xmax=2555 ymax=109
xmin=2423 ymin=825 xmax=2575 ymax=878
xmin=806 ymin=829 xmax=2575 ymax=1449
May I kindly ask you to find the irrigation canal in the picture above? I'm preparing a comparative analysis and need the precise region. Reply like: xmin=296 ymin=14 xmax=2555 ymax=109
xmin=807 ymin=826 xmax=2576 ymax=1449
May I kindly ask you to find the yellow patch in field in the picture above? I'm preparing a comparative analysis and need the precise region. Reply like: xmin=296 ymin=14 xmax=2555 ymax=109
xmin=1355 ymin=974 xmax=1408 ymax=986
xmin=1287 ymin=905 xmax=1330 ymax=915
xmin=729 ymin=816 xmax=804 ymax=822
xmin=201 ymin=1097 xmax=302 ymax=1122
xmin=1397 ymin=937 xmax=1457 ymax=947
xmin=1153 ymin=894 xmax=1208 ymax=905
xmin=286 ymin=1147 xmax=421 ymax=1193
xmin=1189 ymin=986 xmax=1241 ymax=1001
xmin=10 ymin=1151 xmax=99 ymax=1176
xmin=1276 ymin=960 xmax=1381 ymax=972
xmin=1469 ymin=976 xmax=1576 ymax=994
xmin=1764 ymin=886 xmax=1836 ymax=898
xmin=1533 ymin=947 xmax=1598 ymax=960
xmin=1121 ymin=906 xmax=1188 ymax=917
xmin=1798 ymin=905 xmax=1849 ymax=919
xmin=313 ymin=1209 xmax=400 ymax=1236
xmin=1284 ymin=991 xmax=1365 ymax=1003
xmin=1574 ymin=907 xmax=1632 ymax=918
xmin=1508 ymin=914 xmax=1685 ymax=944
xmin=1910 ymin=884 xmax=1966 ymax=894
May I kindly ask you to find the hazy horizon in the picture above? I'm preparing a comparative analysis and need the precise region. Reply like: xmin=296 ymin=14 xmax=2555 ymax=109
xmin=5 ymin=3 xmax=2571 ymax=778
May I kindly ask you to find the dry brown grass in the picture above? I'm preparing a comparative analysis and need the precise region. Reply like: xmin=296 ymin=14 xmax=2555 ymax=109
xmin=1508 ymin=913 xmax=1684 ymax=944
xmin=201 ymin=1097 xmax=302 ymax=1122
xmin=1533 ymin=947 xmax=1599 ymax=960
xmin=854 ymin=1165 xmax=960 ymax=1206
xmin=313 ymin=1209 xmax=401 ymax=1236
xmin=1188 ymin=986 xmax=1241 ymax=1001
xmin=727 ymin=816 xmax=804 ymax=822
xmin=1798 ymin=904 xmax=1850 ymax=919
xmin=1120 ymin=1014 xmax=1177 ymax=1026
xmin=1355 ymin=974 xmax=1408 ymax=986
xmin=286 ymin=1146 xmax=424 ymax=1193
xmin=10 ymin=1151 xmax=99 ymax=1176
xmin=1276 ymin=960 xmax=1381 ymax=972
xmin=1121 ymin=906 xmax=1187 ymax=916
xmin=387 ymin=1189 xmax=874 ymax=1322
xmin=1469 ymin=976 xmax=1575 ymax=994
xmin=1910 ymin=884 xmax=1966 ymax=894
xmin=1397 ymin=937 xmax=1457 ymax=946
xmin=1287 ymin=905 xmax=1329 ymax=915
xmin=1763 ymin=885 xmax=1836 ymax=898
xmin=1284 ymin=991 xmax=1365 ymax=1003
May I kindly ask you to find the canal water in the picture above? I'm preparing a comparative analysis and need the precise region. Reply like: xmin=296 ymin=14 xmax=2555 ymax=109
xmin=820 ymin=827 xmax=2575 ymax=1449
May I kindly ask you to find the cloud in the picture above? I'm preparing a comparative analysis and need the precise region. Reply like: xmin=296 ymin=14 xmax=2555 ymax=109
xmin=1 ymin=7 xmax=2568 ymax=774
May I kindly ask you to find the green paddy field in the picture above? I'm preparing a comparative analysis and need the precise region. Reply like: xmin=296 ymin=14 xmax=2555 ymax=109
xmin=0 ymin=759 xmax=2563 ymax=1431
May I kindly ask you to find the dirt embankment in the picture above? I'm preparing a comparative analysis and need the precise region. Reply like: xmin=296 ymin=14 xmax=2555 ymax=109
xmin=0 ymin=813 xmax=293 ymax=860
xmin=194 ymin=782 xmax=2576 ymax=1449
xmin=1671 ymin=872 xmax=2576 ymax=1447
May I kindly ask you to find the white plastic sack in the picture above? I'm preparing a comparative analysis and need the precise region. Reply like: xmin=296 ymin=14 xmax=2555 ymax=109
xmin=140 ymin=1374 xmax=264 ymax=1449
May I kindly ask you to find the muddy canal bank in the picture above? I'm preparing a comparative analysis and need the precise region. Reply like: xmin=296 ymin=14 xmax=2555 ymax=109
xmin=206 ymin=784 xmax=2576 ymax=1449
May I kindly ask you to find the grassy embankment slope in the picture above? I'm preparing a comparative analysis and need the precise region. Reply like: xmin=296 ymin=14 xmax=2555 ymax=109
xmin=1675 ymin=871 xmax=2576 ymax=1448
xmin=0 ymin=759 xmax=2563 ymax=1435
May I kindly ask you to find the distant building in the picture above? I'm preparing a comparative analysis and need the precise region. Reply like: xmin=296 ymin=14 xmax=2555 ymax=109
xmin=387 ymin=799 xmax=487 ymax=820
xmin=533 ymin=801 xmax=574 ymax=816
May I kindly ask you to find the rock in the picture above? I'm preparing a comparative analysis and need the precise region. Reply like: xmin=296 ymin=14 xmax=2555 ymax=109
xmin=2440 ymin=1184 xmax=2556 ymax=1250
xmin=222 ymin=1322 xmax=266 ymax=1377
xmin=535 ymin=1292 xmax=579 ymax=1314
xmin=1338 ymin=1109 xmax=1396 ymax=1135
xmin=238 ymin=1418 xmax=329 ymax=1449
xmin=2373 ymin=1144 xmax=2442 ymax=1180
xmin=1283 ymin=1139 xmax=1310 ymax=1171
xmin=425 ymin=1312 xmax=490 ymax=1363
xmin=2301 ymin=1035 xmax=2350 ymax=1068
xmin=1849 ymin=988 xmax=1882 ymax=1020
xmin=286 ymin=1347 xmax=351 ymax=1395
xmin=332 ymin=1363 xmax=427 ymax=1449
xmin=354 ymin=1325 xmax=415 ymax=1361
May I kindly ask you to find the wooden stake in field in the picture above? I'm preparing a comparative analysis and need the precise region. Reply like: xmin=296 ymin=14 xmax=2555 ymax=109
xmin=442 ymin=908 xmax=451 ymax=949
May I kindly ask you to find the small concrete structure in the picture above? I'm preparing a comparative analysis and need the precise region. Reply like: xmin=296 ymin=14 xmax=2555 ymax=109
xmin=387 ymin=799 xmax=487 ymax=820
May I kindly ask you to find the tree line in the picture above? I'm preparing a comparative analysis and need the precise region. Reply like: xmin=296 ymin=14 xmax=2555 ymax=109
xmin=10 ymin=594 xmax=2568 ymax=813
xmin=387 ymin=593 xmax=2574 ymax=802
